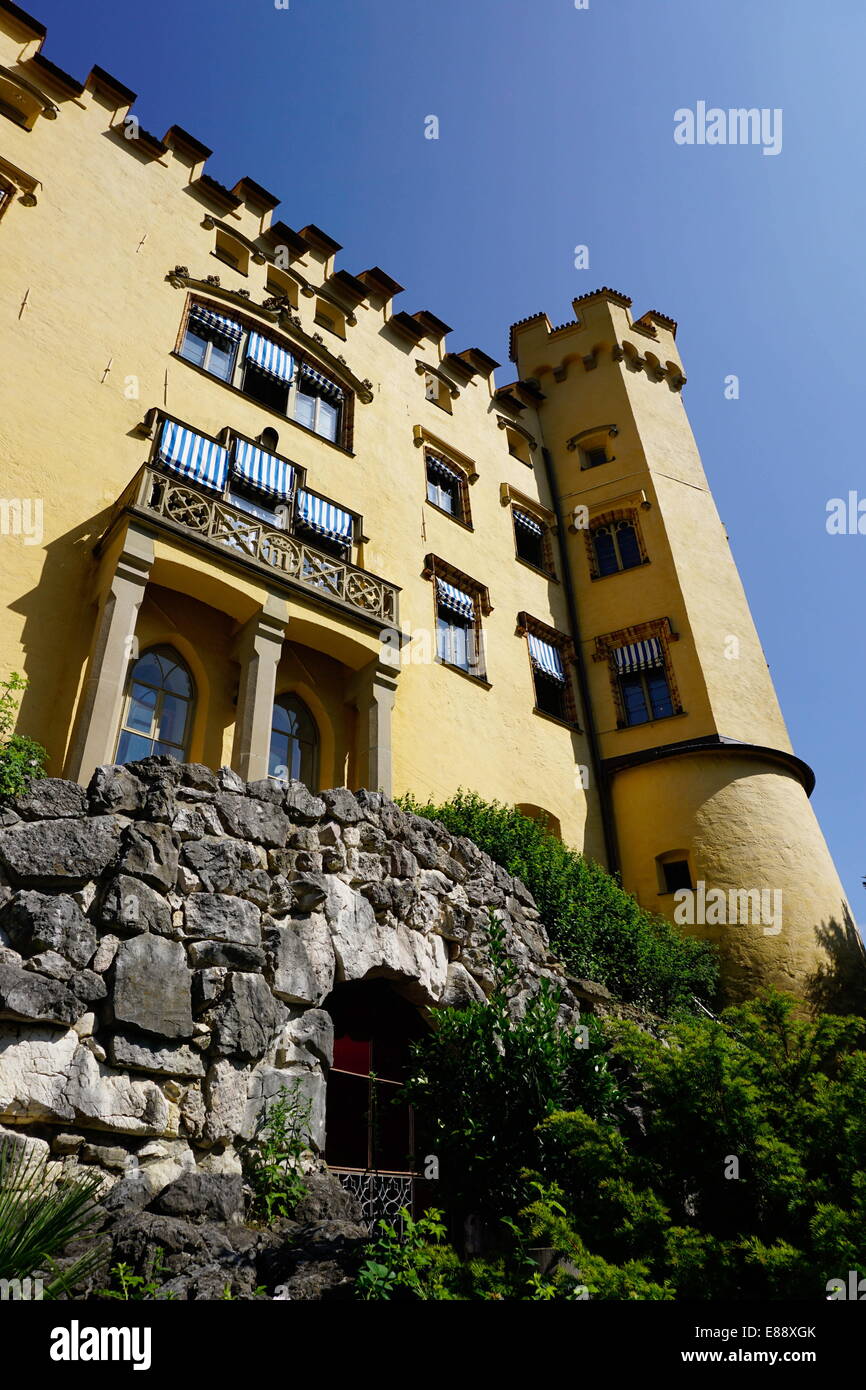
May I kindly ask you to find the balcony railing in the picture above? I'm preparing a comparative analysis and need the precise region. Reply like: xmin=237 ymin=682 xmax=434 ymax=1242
xmin=113 ymin=464 xmax=400 ymax=628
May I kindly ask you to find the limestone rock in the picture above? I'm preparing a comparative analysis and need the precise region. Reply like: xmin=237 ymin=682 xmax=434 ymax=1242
xmin=99 ymin=875 xmax=173 ymax=937
xmin=109 ymin=1034 xmax=205 ymax=1078
xmin=0 ymin=815 xmax=126 ymax=887
xmin=118 ymin=823 xmax=180 ymax=891
xmin=211 ymin=973 xmax=286 ymax=1059
xmin=213 ymin=793 xmax=289 ymax=848
xmin=113 ymin=935 xmax=193 ymax=1039
xmin=181 ymin=836 xmax=258 ymax=894
xmin=267 ymin=914 xmax=335 ymax=1005
xmin=0 ymin=962 xmax=80 ymax=1025
xmin=13 ymin=778 xmax=88 ymax=821
xmin=184 ymin=894 xmax=260 ymax=945
xmin=0 ymin=890 xmax=97 ymax=968
xmin=187 ymin=939 xmax=265 ymax=971
xmin=151 ymin=1171 xmax=244 ymax=1224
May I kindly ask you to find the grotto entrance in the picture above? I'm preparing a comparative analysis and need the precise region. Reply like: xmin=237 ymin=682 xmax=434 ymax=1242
xmin=323 ymin=978 xmax=430 ymax=1230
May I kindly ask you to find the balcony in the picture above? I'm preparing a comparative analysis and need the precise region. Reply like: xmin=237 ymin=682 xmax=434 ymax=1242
xmin=101 ymin=458 xmax=400 ymax=629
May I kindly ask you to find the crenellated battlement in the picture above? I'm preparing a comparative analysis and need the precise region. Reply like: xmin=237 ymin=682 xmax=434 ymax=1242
xmin=509 ymin=288 xmax=685 ymax=391
xmin=0 ymin=0 xmax=499 ymax=380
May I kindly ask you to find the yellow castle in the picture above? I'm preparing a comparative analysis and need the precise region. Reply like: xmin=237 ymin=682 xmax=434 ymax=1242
xmin=0 ymin=2 xmax=862 ymax=1006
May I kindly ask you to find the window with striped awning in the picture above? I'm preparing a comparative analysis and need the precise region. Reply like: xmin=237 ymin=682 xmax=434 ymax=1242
xmin=513 ymin=508 xmax=544 ymax=537
xmin=299 ymin=361 xmax=344 ymax=401
xmin=436 ymin=578 xmax=475 ymax=621
xmin=296 ymin=489 xmax=354 ymax=543
xmin=157 ymin=420 xmax=229 ymax=492
xmin=188 ymin=304 xmax=244 ymax=342
xmin=232 ymin=439 xmax=295 ymax=500
xmin=527 ymin=633 xmax=565 ymax=682
xmin=613 ymin=638 xmax=664 ymax=673
xmin=427 ymin=454 xmax=462 ymax=484
xmin=245 ymin=332 xmax=295 ymax=384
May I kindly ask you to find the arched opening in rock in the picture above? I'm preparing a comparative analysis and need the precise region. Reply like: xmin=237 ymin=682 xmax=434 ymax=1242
xmin=323 ymin=978 xmax=431 ymax=1227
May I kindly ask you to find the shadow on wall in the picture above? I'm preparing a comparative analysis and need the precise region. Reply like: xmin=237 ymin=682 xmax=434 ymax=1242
xmin=806 ymin=905 xmax=866 ymax=1017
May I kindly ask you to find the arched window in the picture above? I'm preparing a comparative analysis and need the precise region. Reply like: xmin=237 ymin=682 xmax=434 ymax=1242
xmin=591 ymin=519 xmax=643 ymax=576
xmin=268 ymin=694 xmax=318 ymax=788
xmin=116 ymin=646 xmax=194 ymax=764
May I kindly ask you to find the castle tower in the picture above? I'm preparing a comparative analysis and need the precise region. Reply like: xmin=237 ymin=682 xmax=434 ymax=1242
xmin=512 ymin=290 xmax=866 ymax=1009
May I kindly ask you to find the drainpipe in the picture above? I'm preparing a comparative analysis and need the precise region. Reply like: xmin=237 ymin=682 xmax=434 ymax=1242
xmin=541 ymin=446 xmax=620 ymax=876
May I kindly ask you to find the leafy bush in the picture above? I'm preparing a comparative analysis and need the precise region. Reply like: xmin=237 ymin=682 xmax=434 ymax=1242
xmin=0 ymin=673 xmax=46 ymax=797
xmin=0 ymin=1139 xmax=106 ymax=1297
xmin=243 ymin=1082 xmax=313 ymax=1223
xmin=399 ymin=790 xmax=718 ymax=1015
xmin=101 ymin=1248 xmax=176 ymax=1301
xmin=402 ymin=913 xmax=614 ymax=1225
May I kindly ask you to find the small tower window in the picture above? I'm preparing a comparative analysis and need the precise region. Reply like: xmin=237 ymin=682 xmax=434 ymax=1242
xmin=657 ymin=853 xmax=693 ymax=894
xmin=592 ymin=519 xmax=643 ymax=576
xmin=582 ymin=444 xmax=608 ymax=469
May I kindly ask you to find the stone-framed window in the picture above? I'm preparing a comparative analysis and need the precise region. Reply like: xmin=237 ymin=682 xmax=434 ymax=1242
xmin=423 ymin=554 xmax=492 ymax=683
xmin=517 ymin=613 xmax=579 ymax=727
xmin=585 ymin=507 xmax=648 ymax=579
xmin=115 ymin=646 xmax=195 ymax=764
xmin=176 ymin=297 xmax=350 ymax=449
xmin=593 ymin=618 xmax=682 ymax=729
xmin=425 ymin=451 xmax=472 ymax=528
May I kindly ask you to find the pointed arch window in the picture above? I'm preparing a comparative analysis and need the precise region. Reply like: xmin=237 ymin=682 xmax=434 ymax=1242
xmin=269 ymin=694 xmax=319 ymax=789
xmin=116 ymin=647 xmax=194 ymax=764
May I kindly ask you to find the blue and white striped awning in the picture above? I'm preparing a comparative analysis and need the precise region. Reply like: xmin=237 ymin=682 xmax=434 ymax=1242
xmin=157 ymin=420 xmax=229 ymax=492
xmin=528 ymin=634 xmax=565 ymax=682
xmin=436 ymin=578 xmax=475 ymax=621
xmin=299 ymin=362 xmax=344 ymax=401
xmin=427 ymin=454 xmax=462 ymax=484
xmin=245 ymin=332 xmax=295 ymax=384
xmin=188 ymin=304 xmax=244 ymax=342
xmin=297 ymin=489 xmax=353 ymax=542
xmin=613 ymin=638 xmax=663 ymax=673
xmin=233 ymin=439 xmax=295 ymax=500
xmin=513 ymin=509 xmax=544 ymax=537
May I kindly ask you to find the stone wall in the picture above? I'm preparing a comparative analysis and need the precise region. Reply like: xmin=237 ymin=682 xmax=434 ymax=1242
xmin=0 ymin=756 xmax=576 ymax=1197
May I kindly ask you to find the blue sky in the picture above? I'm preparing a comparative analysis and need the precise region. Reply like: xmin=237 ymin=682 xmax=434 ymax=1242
xmin=26 ymin=0 xmax=866 ymax=917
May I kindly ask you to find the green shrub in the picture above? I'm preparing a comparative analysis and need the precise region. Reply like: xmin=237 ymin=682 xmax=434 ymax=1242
xmin=243 ymin=1082 xmax=313 ymax=1223
xmin=399 ymin=790 xmax=718 ymax=1015
xmin=0 ymin=1139 xmax=106 ymax=1297
xmin=0 ymin=673 xmax=46 ymax=797
xmin=402 ymin=913 xmax=615 ymax=1225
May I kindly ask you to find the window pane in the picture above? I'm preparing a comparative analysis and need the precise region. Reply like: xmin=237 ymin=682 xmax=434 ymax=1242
xmin=152 ymin=741 xmax=184 ymax=760
xmin=593 ymin=529 xmax=619 ymax=576
xmin=621 ymin=674 xmax=649 ymax=725
xmin=534 ymin=672 xmax=566 ymax=719
xmin=126 ymin=684 xmax=157 ymax=733
xmin=117 ymin=730 xmax=154 ymax=764
xmin=647 ymin=672 xmax=674 ymax=720
xmin=516 ymin=529 xmax=544 ymax=568
xmin=180 ymin=328 xmax=208 ymax=368
xmin=208 ymin=339 xmax=236 ymax=382
xmin=324 ymin=1070 xmax=369 ymax=1169
xmin=268 ymin=729 xmax=289 ymax=779
xmin=373 ymin=1081 xmax=414 ymax=1172
xmin=243 ymin=364 xmax=289 ymax=413
xmin=439 ymin=484 xmax=455 ymax=515
xmin=616 ymin=523 xmax=642 ymax=570
xmin=294 ymin=389 xmax=316 ymax=431
xmin=663 ymin=859 xmax=693 ymax=893
xmin=451 ymin=621 xmax=469 ymax=671
xmin=317 ymin=399 xmax=339 ymax=442
xmin=436 ymin=614 xmax=450 ymax=662
xmin=133 ymin=653 xmax=166 ymax=689
xmin=158 ymin=693 xmax=189 ymax=746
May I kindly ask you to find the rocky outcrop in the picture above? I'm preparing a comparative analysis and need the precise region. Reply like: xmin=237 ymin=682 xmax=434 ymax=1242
xmin=0 ymin=760 xmax=576 ymax=1213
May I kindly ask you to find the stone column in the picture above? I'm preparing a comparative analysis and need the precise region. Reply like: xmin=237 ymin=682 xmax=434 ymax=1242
xmin=231 ymin=595 xmax=289 ymax=782
xmin=65 ymin=523 xmax=154 ymax=784
xmin=352 ymin=657 xmax=400 ymax=796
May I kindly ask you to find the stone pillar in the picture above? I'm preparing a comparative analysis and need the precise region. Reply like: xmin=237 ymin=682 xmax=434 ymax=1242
xmin=66 ymin=524 xmax=154 ymax=785
xmin=352 ymin=658 xmax=400 ymax=796
xmin=231 ymin=595 xmax=288 ymax=782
